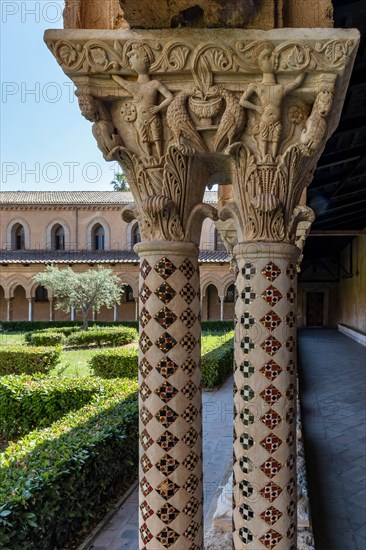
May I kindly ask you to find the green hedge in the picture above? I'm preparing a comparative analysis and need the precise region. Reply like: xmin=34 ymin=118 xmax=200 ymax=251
xmin=0 ymin=384 xmax=138 ymax=550
xmin=202 ymin=339 xmax=234 ymax=389
xmin=0 ymin=346 xmax=62 ymax=376
xmin=89 ymin=348 xmax=138 ymax=379
xmin=25 ymin=332 xmax=66 ymax=346
xmin=202 ymin=320 xmax=234 ymax=333
xmin=0 ymin=376 xmax=132 ymax=438
xmin=66 ymin=327 xmax=137 ymax=348
xmin=0 ymin=321 xmax=139 ymax=332
xmin=1 ymin=320 xmax=233 ymax=333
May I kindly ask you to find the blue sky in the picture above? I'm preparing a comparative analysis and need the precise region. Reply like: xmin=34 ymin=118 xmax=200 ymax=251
xmin=1 ymin=1 xmax=120 ymax=191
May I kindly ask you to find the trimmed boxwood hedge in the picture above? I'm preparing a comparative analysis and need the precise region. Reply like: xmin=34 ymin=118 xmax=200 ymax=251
xmin=0 ymin=320 xmax=139 ymax=332
xmin=202 ymin=339 xmax=234 ymax=389
xmin=0 ymin=346 xmax=62 ymax=376
xmin=0 ymin=320 xmax=234 ymax=333
xmin=66 ymin=327 xmax=138 ymax=348
xmin=202 ymin=320 xmax=234 ymax=333
xmin=25 ymin=331 xmax=66 ymax=346
xmin=0 ymin=375 xmax=132 ymax=438
xmin=89 ymin=347 xmax=138 ymax=379
xmin=0 ymin=383 xmax=138 ymax=550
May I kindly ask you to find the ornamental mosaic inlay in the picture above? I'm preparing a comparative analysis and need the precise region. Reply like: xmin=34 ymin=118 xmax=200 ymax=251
xmin=260 ymin=457 xmax=283 ymax=478
xmin=262 ymin=262 xmax=281 ymax=281
xmin=261 ymin=506 xmax=283 ymax=526
xmin=154 ymin=306 xmax=177 ymax=329
xmin=241 ymin=311 xmax=255 ymax=329
xmin=179 ymin=258 xmax=195 ymax=279
xmin=260 ymin=384 xmax=282 ymax=404
xmin=141 ymin=259 xmax=152 ymax=280
xmin=242 ymin=287 xmax=256 ymax=304
xmin=260 ymin=359 xmax=282 ymax=381
xmin=260 ymin=482 xmax=283 ymax=503
xmin=262 ymin=285 xmax=283 ymax=306
xmin=286 ymin=264 xmax=296 ymax=280
xmin=154 ymin=257 xmax=176 ymax=279
xmin=180 ymin=307 xmax=197 ymax=328
xmin=157 ymin=504 xmax=179 ymax=524
xmin=155 ymin=332 xmax=177 ymax=353
xmin=155 ymin=281 xmax=176 ymax=304
xmin=261 ymin=335 xmax=282 ymax=356
xmin=154 ymin=381 xmax=179 ymax=403
xmin=239 ymin=503 xmax=255 ymax=520
xmin=260 ymin=409 xmax=282 ymax=430
xmin=260 ymin=433 xmax=283 ymax=453
xmin=239 ymin=360 xmax=254 ymax=378
xmin=241 ymin=336 xmax=255 ymax=353
xmin=156 ymin=357 xmax=179 ymax=379
xmin=260 ymin=529 xmax=283 ymax=549
xmin=242 ymin=262 xmax=256 ymax=279
xmin=260 ymin=310 xmax=282 ymax=331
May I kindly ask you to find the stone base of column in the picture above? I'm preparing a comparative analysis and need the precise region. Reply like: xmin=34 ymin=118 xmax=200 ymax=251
xmin=233 ymin=242 xmax=299 ymax=550
xmin=135 ymin=240 xmax=203 ymax=550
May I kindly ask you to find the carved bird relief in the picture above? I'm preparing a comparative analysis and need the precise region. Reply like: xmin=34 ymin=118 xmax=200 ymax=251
xmin=166 ymin=90 xmax=207 ymax=152
xmin=213 ymin=88 xmax=246 ymax=152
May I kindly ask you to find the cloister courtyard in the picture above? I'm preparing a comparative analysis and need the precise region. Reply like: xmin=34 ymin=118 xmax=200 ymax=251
xmin=0 ymin=1 xmax=365 ymax=550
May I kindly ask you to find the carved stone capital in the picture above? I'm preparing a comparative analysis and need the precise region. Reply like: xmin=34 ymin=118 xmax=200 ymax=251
xmin=45 ymin=28 xmax=359 ymax=243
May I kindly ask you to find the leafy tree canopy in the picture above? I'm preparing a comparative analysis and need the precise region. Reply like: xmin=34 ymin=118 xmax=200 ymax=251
xmin=34 ymin=266 xmax=123 ymax=330
xmin=111 ymin=172 xmax=129 ymax=192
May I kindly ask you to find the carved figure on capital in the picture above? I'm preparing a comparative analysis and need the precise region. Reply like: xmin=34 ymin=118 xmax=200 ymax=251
xmin=112 ymin=43 xmax=173 ymax=160
xmin=300 ymin=81 xmax=334 ymax=154
xmin=240 ymin=42 xmax=306 ymax=161
xmin=78 ymin=94 xmax=123 ymax=159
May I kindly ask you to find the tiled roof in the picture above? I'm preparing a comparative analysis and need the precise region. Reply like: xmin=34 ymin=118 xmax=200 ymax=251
xmin=0 ymin=191 xmax=218 ymax=205
xmin=0 ymin=249 xmax=229 ymax=264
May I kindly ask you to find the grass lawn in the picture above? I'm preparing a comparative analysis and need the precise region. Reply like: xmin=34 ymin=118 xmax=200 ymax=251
xmin=0 ymin=329 xmax=233 ymax=378
xmin=0 ymin=332 xmax=26 ymax=346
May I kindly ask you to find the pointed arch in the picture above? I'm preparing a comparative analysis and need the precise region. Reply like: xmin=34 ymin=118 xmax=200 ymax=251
xmin=46 ymin=219 xmax=71 ymax=250
xmin=200 ymin=274 xmax=224 ymax=298
xmin=86 ymin=218 xmax=110 ymax=250
xmin=6 ymin=218 xmax=31 ymax=250
xmin=118 ymin=273 xmax=138 ymax=298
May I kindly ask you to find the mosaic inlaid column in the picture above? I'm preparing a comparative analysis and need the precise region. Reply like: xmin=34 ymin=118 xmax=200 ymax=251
xmin=233 ymin=243 xmax=298 ymax=549
xmin=135 ymin=241 xmax=203 ymax=550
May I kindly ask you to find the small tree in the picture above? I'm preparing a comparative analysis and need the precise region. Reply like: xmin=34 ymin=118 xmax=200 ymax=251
xmin=34 ymin=266 xmax=123 ymax=330
xmin=111 ymin=172 xmax=129 ymax=192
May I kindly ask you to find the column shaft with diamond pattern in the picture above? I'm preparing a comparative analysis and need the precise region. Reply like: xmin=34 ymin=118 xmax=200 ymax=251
xmin=135 ymin=241 xmax=203 ymax=550
xmin=233 ymin=242 xmax=299 ymax=550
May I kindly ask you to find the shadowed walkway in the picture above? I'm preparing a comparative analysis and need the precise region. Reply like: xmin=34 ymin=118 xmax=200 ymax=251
xmin=88 ymin=377 xmax=233 ymax=550
xmin=298 ymin=329 xmax=366 ymax=550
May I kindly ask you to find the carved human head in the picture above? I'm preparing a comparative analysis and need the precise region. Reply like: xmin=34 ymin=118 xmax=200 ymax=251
xmin=127 ymin=44 xmax=152 ymax=74
xmin=78 ymin=94 xmax=99 ymax=122
xmin=257 ymin=43 xmax=276 ymax=73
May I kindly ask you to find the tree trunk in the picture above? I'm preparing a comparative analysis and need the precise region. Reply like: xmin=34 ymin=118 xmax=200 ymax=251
xmin=82 ymin=311 xmax=89 ymax=331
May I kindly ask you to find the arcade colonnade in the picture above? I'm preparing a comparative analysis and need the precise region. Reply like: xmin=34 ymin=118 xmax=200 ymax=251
xmin=45 ymin=22 xmax=358 ymax=550
xmin=0 ymin=272 xmax=139 ymax=323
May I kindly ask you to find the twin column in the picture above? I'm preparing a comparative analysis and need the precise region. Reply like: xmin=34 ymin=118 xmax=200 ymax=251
xmin=135 ymin=241 xmax=203 ymax=550
xmin=136 ymin=241 xmax=299 ymax=550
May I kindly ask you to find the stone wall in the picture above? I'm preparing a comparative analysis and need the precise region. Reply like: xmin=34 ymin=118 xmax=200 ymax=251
xmin=338 ymin=236 xmax=366 ymax=334
xmin=64 ymin=0 xmax=334 ymax=30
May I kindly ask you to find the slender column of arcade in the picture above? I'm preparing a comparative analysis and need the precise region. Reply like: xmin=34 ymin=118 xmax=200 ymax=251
xmin=135 ymin=241 xmax=203 ymax=550
xmin=233 ymin=242 xmax=299 ymax=550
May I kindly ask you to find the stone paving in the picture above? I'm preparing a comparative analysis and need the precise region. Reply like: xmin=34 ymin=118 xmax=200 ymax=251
xmin=88 ymin=328 xmax=365 ymax=550
xmin=298 ymin=329 xmax=366 ymax=550
xmin=89 ymin=377 xmax=233 ymax=550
